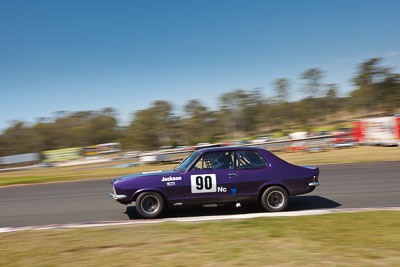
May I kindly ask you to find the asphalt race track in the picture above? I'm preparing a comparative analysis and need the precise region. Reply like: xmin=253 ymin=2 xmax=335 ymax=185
xmin=0 ymin=161 xmax=399 ymax=227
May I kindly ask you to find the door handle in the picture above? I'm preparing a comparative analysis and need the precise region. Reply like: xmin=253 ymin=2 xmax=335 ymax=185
xmin=229 ymin=173 xmax=237 ymax=176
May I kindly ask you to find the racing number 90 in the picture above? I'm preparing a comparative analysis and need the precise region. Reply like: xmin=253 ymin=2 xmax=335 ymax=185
xmin=196 ymin=175 xmax=212 ymax=190
xmin=190 ymin=174 xmax=216 ymax=193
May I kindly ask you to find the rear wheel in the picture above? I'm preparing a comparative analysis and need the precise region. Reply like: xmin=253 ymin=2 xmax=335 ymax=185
xmin=261 ymin=186 xmax=288 ymax=212
xmin=136 ymin=192 xmax=165 ymax=219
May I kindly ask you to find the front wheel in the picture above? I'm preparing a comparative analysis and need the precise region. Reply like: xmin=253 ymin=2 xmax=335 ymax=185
xmin=136 ymin=192 xmax=165 ymax=219
xmin=261 ymin=186 xmax=288 ymax=212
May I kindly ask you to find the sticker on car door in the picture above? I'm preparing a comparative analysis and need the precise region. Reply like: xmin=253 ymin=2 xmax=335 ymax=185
xmin=190 ymin=174 xmax=217 ymax=193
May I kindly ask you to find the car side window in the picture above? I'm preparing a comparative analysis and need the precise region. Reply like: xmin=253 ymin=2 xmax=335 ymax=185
xmin=193 ymin=151 xmax=234 ymax=170
xmin=236 ymin=151 xmax=267 ymax=169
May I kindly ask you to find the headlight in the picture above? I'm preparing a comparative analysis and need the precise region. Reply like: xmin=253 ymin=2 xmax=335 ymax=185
xmin=112 ymin=185 xmax=117 ymax=194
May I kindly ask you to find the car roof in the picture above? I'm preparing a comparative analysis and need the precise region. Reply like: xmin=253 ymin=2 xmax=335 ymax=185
xmin=196 ymin=146 xmax=265 ymax=154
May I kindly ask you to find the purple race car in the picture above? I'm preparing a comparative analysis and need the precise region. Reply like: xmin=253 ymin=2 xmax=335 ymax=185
xmin=110 ymin=146 xmax=320 ymax=218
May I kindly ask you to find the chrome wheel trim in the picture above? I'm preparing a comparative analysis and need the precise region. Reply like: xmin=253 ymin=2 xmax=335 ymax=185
xmin=140 ymin=195 xmax=160 ymax=215
xmin=266 ymin=190 xmax=285 ymax=209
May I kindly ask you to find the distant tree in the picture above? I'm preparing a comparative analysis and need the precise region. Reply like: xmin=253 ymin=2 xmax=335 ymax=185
xmin=351 ymin=58 xmax=398 ymax=113
xmin=101 ymin=107 xmax=116 ymax=116
xmin=87 ymin=115 xmax=119 ymax=145
xmin=273 ymin=78 xmax=290 ymax=102
xmin=182 ymin=99 xmax=218 ymax=144
xmin=126 ymin=109 xmax=160 ymax=150
xmin=301 ymin=68 xmax=323 ymax=97
xmin=0 ymin=135 xmax=5 ymax=156
xmin=292 ymin=98 xmax=313 ymax=125
xmin=151 ymin=100 xmax=175 ymax=145
xmin=32 ymin=122 xmax=59 ymax=151
xmin=2 ymin=58 xmax=400 ymax=157
xmin=125 ymin=101 xmax=175 ymax=150
xmin=377 ymin=73 xmax=400 ymax=113
xmin=0 ymin=122 xmax=37 ymax=156
xmin=326 ymin=83 xmax=338 ymax=99
xmin=324 ymin=83 xmax=340 ymax=114
xmin=219 ymin=89 xmax=264 ymax=137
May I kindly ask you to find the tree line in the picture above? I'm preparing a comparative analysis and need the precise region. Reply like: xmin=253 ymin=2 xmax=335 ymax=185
xmin=0 ymin=58 xmax=399 ymax=156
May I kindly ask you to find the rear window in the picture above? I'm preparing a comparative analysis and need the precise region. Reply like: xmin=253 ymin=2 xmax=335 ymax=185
xmin=236 ymin=151 xmax=267 ymax=169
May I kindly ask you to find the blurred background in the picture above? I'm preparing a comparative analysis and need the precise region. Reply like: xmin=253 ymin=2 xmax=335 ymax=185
xmin=1 ymin=3 xmax=400 ymax=265
xmin=0 ymin=0 xmax=399 ymax=167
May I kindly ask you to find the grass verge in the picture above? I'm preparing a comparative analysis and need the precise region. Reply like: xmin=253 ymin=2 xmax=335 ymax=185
xmin=276 ymin=145 xmax=400 ymax=165
xmin=1 ymin=211 xmax=400 ymax=266
xmin=0 ymin=146 xmax=399 ymax=186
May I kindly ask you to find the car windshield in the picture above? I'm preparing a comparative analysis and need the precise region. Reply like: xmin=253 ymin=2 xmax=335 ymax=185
xmin=175 ymin=151 xmax=200 ymax=171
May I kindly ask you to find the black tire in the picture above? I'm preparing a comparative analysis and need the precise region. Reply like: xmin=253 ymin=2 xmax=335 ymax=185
xmin=136 ymin=192 xmax=165 ymax=219
xmin=260 ymin=186 xmax=288 ymax=212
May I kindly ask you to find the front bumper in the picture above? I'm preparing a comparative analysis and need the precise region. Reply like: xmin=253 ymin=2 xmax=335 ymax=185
xmin=308 ymin=181 xmax=320 ymax=186
xmin=109 ymin=192 xmax=128 ymax=200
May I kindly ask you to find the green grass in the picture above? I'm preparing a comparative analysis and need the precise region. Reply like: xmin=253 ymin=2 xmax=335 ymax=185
xmin=0 ymin=146 xmax=399 ymax=186
xmin=1 ymin=211 xmax=400 ymax=266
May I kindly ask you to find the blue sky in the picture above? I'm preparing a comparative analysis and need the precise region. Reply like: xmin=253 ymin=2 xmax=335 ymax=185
xmin=1 ymin=0 xmax=399 ymax=130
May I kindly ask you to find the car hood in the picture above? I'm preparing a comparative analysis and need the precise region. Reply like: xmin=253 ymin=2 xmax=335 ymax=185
xmin=111 ymin=169 xmax=181 ymax=184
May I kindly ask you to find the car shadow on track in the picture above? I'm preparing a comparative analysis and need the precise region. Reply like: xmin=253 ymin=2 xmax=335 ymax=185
xmin=286 ymin=195 xmax=341 ymax=211
xmin=124 ymin=195 xmax=341 ymax=220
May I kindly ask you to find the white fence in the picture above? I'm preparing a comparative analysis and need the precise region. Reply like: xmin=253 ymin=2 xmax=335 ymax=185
xmin=0 ymin=153 xmax=40 ymax=165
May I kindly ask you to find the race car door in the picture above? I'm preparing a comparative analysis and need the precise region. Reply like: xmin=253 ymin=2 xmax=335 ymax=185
xmin=183 ymin=150 xmax=238 ymax=204
xmin=234 ymin=150 xmax=271 ymax=199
